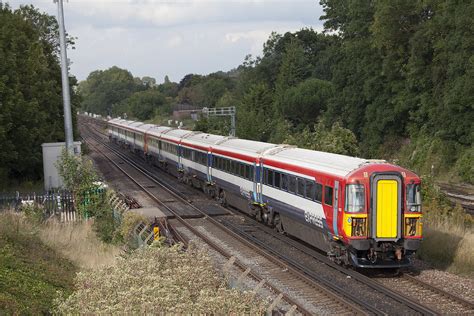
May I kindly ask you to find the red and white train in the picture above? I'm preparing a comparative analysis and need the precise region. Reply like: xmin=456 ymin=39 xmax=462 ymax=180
xmin=108 ymin=118 xmax=423 ymax=268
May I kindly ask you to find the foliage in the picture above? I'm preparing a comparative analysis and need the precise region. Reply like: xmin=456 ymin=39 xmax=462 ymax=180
xmin=0 ymin=212 xmax=76 ymax=314
xmin=119 ymin=211 xmax=147 ymax=248
xmin=56 ymin=150 xmax=117 ymax=242
xmin=285 ymin=121 xmax=360 ymax=156
xmin=236 ymin=83 xmax=275 ymax=142
xmin=277 ymin=78 xmax=334 ymax=125
xmin=55 ymin=245 xmax=267 ymax=314
xmin=78 ymin=66 xmax=146 ymax=116
xmin=20 ymin=203 xmax=45 ymax=224
xmin=0 ymin=4 xmax=79 ymax=184
xmin=416 ymin=177 xmax=474 ymax=275
xmin=116 ymin=89 xmax=166 ymax=121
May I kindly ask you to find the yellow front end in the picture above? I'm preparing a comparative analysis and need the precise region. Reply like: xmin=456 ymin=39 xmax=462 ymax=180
xmin=376 ymin=179 xmax=398 ymax=238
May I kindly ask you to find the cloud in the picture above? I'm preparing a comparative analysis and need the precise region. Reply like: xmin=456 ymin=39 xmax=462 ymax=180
xmin=6 ymin=0 xmax=325 ymax=82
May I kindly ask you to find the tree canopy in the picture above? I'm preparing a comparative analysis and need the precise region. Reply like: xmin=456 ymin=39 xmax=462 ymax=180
xmin=0 ymin=4 xmax=79 ymax=185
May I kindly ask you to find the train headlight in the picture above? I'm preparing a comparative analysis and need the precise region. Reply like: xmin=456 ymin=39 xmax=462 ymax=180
xmin=404 ymin=216 xmax=422 ymax=237
xmin=351 ymin=217 xmax=367 ymax=237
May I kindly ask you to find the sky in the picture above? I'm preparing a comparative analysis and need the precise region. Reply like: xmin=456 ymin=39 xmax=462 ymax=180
xmin=6 ymin=0 xmax=325 ymax=83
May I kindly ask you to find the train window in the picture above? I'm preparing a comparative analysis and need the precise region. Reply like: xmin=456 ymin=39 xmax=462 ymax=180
xmin=297 ymin=178 xmax=305 ymax=197
xmin=346 ymin=184 xmax=365 ymax=213
xmin=267 ymin=169 xmax=274 ymax=186
xmin=406 ymin=184 xmax=421 ymax=212
xmin=247 ymin=165 xmax=252 ymax=181
xmin=274 ymin=172 xmax=281 ymax=188
xmin=223 ymin=159 xmax=227 ymax=172
xmin=324 ymin=186 xmax=333 ymax=206
xmin=281 ymin=174 xmax=288 ymax=191
xmin=315 ymin=183 xmax=322 ymax=202
xmin=238 ymin=163 xmax=244 ymax=178
xmin=288 ymin=176 xmax=296 ymax=194
xmin=234 ymin=162 xmax=240 ymax=176
xmin=306 ymin=180 xmax=315 ymax=200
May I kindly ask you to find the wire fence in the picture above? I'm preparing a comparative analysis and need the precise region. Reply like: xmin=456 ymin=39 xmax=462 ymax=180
xmin=0 ymin=190 xmax=77 ymax=222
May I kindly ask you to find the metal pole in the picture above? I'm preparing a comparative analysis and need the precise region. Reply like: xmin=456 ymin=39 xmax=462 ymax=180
xmin=230 ymin=112 xmax=235 ymax=137
xmin=55 ymin=0 xmax=74 ymax=153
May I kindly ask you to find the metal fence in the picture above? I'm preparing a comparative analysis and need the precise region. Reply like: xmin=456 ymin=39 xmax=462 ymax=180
xmin=0 ymin=190 xmax=76 ymax=222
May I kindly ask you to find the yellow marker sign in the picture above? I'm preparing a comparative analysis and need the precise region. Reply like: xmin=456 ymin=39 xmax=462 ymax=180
xmin=153 ymin=226 xmax=160 ymax=240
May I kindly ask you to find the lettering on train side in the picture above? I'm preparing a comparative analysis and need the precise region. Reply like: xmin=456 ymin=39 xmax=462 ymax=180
xmin=304 ymin=211 xmax=323 ymax=228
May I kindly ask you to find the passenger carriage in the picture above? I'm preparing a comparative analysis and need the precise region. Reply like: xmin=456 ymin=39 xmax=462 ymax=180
xmin=107 ymin=119 xmax=423 ymax=268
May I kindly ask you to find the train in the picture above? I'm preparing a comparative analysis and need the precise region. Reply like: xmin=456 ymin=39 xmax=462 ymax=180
xmin=107 ymin=118 xmax=423 ymax=268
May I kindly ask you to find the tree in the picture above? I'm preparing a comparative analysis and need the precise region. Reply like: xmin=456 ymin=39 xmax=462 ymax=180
xmin=277 ymin=78 xmax=334 ymax=125
xmin=275 ymin=38 xmax=310 ymax=93
xmin=0 ymin=4 xmax=78 ymax=184
xmin=78 ymin=66 xmax=144 ymax=115
xmin=285 ymin=121 xmax=360 ymax=156
xmin=236 ymin=83 xmax=275 ymax=142
xmin=120 ymin=89 xmax=167 ymax=121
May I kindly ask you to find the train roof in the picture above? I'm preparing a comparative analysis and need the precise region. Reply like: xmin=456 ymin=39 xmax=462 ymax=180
xmin=161 ymin=128 xmax=197 ymax=142
xmin=265 ymin=147 xmax=370 ymax=178
xmin=215 ymin=138 xmax=278 ymax=157
xmin=108 ymin=118 xmax=414 ymax=178
xmin=183 ymin=133 xmax=227 ymax=147
xmin=147 ymin=126 xmax=174 ymax=137
xmin=135 ymin=123 xmax=155 ymax=133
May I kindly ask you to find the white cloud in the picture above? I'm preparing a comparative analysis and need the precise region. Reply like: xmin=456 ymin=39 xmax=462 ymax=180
xmin=166 ymin=35 xmax=183 ymax=48
xmin=6 ymin=0 xmax=325 ymax=82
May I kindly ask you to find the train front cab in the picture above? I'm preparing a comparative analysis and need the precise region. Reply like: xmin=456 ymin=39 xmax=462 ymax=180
xmin=341 ymin=169 xmax=423 ymax=268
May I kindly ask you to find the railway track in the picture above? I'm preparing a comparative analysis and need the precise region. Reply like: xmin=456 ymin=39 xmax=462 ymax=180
xmin=81 ymin=125 xmax=366 ymax=315
xmin=81 ymin=118 xmax=465 ymax=315
xmin=374 ymin=273 xmax=474 ymax=315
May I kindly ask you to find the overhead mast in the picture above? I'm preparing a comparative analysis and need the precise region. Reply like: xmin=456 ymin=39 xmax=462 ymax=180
xmin=54 ymin=0 xmax=74 ymax=153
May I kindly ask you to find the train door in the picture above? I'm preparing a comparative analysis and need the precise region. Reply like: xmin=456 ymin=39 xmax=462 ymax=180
xmin=333 ymin=181 xmax=339 ymax=236
xmin=371 ymin=175 xmax=402 ymax=240
xmin=207 ymin=152 xmax=212 ymax=183
xmin=177 ymin=144 xmax=183 ymax=169
xmin=253 ymin=161 xmax=263 ymax=203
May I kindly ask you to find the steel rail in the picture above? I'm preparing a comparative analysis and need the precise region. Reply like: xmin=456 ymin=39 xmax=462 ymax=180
xmin=402 ymin=274 xmax=474 ymax=312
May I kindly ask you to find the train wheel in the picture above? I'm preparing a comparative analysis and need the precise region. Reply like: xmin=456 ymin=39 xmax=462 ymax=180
xmin=274 ymin=213 xmax=285 ymax=234
xmin=217 ymin=190 xmax=227 ymax=207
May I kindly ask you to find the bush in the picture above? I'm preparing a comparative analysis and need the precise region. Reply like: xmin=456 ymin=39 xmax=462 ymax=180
xmin=119 ymin=211 xmax=147 ymax=248
xmin=55 ymin=245 xmax=267 ymax=314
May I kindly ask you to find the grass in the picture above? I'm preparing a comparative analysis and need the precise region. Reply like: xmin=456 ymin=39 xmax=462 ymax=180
xmin=0 ymin=212 xmax=76 ymax=314
xmin=37 ymin=219 xmax=121 ymax=270
xmin=417 ymin=200 xmax=474 ymax=277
